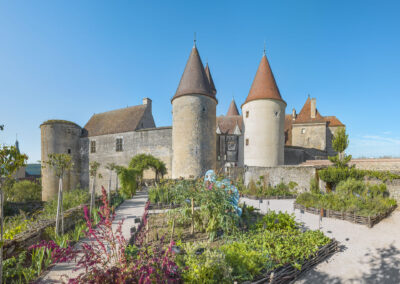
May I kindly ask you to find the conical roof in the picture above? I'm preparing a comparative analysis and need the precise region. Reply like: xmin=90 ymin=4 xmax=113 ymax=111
xmin=204 ymin=63 xmax=217 ymax=96
xmin=243 ymin=54 xmax=285 ymax=105
xmin=172 ymin=46 xmax=215 ymax=102
xmin=226 ymin=99 xmax=240 ymax=116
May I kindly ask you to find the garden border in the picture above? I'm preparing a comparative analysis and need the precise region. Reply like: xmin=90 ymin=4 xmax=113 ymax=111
xmin=241 ymin=194 xmax=297 ymax=200
xmin=293 ymin=202 xmax=397 ymax=228
xmin=148 ymin=203 xmax=181 ymax=210
xmin=252 ymin=239 xmax=338 ymax=284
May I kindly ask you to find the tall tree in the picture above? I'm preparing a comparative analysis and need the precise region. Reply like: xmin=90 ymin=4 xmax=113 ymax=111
xmin=0 ymin=145 xmax=28 ymax=282
xmin=328 ymin=127 xmax=352 ymax=168
xmin=43 ymin=153 xmax=73 ymax=235
xmin=89 ymin=161 xmax=101 ymax=216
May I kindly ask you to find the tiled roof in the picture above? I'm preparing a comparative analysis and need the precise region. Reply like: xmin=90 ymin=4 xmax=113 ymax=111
xmin=293 ymin=97 xmax=325 ymax=124
xmin=217 ymin=115 xmax=243 ymax=135
xmin=324 ymin=116 xmax=345 ymax=127
xmin=204 ymin=63 xmax=217 ymax=96
xmin=243 ymin=54 xmax=285 ymax=105
xmin=293 ymin=98 xmax=345 ymax=127
xmin=284 ymin=114 xmax=293 ymax=145
xmin=226 ymin=99 xmax=240 ymax=116
xmin=83 ymin=105 xmax=147 ymax=137
xmin=172 ymin=46 xmax=216 ymax=102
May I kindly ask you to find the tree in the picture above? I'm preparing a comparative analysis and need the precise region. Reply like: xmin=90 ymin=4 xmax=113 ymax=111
xmin=0 ymin=145 xmax=27 ymax=282
xmin=89 ymin=161 xmax=101 ymax=216
xmin=43 ymin=153 xmax=73 ymax=236
xmin=105 ymin=163 xmax=116 ymax=205
xmin=328 ymin=128 xmax=352 ymax=168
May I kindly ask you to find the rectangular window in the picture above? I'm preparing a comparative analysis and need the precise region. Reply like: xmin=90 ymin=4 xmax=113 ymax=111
xmin=246 ymin=138 xmax=249 ymax=146
xmin=246 ymin=111 xmax=249 ymax=118
xmin=116 ymin=138 xmax=123 ymax=152
xmin=90 ymin=141 xmax=96 ymax=153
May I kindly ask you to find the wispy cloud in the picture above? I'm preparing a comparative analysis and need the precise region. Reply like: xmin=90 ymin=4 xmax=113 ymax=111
xmin=348 ymin=133 xmax=400 ymax=158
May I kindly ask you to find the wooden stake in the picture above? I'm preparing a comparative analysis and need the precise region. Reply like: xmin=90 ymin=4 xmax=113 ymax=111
xmin=170 ymin=218 xmax=175 ymax=241
xmin=191 ymin=198 xmax=194 ymax=234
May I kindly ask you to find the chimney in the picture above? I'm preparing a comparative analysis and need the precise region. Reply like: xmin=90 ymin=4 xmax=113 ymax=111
xmin=292 ymin=108 xmax=296 ymax=120
xmin=310 ymin=98 xmax=316 ymax=119
xmin=143 ymin=98 xmax=152 ymax=110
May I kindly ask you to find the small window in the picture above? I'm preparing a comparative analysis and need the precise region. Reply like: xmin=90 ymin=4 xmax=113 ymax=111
xmin=116 ymin=138 xmax=123 ymax=152
xmin=90 ymin=141 xmax=96 ymax=153
xmin=67 ymin=149 xmax=71 ymax=154
xmin=301 ymin=128 xmax=306 ymax=134
xmin=246 ymin=138 xmax=249 ymax=146
xmin=246 ymin=111 xmax=249 ymax=118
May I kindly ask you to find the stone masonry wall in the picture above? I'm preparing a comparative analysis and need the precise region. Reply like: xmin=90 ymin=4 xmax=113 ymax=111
xmin=244 ymin=165 xmax=317 ymax=193
xmin=81 ymin=127 xmax=172 ymax=193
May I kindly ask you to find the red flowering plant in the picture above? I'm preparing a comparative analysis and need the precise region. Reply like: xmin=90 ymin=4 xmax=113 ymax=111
xmin=32 ymin=186 xmax=182 ymax=283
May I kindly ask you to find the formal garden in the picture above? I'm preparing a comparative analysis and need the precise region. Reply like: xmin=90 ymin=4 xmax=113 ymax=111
xmin=0 ymin=126 xmax=399 ymax=283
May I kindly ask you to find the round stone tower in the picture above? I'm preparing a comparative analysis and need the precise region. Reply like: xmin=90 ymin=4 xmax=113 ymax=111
xmin=171 ymin=44 xmax=217 ymax=179
xmin=40 ymin=120 xmax=82 ymax=201
xmin=242 ymin=52 xmax=286 ymax=167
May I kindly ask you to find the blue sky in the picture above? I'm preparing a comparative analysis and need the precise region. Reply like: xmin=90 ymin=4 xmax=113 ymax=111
xmin=1 ymin=0 xmax=399 ymax=162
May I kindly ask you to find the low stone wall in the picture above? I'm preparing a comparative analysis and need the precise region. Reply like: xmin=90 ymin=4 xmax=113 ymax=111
xmin=364 ymin=178 xmax=400 ymax=205
xmin=244 ymin=166 xmax=317 ymax=193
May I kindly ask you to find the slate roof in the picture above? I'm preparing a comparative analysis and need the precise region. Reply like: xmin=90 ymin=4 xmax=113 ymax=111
xmin=243 ymin=54 xmax=285 ymax=105
xmin=83 ymin=105 xmax=147 ymax=137
xmin=25 ymin=164 xmax=41 ymax=176
xmin=172 ymin=46 xmax=216 ymax=102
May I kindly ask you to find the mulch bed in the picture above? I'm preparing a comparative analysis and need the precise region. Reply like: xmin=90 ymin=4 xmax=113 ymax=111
xmin=251 ymin=239 xmax=338 ymax=284
xmin=241 ymin=194 xmax=297 ymax=200
xmin=294 ymin=202 xmax=397 ymax=228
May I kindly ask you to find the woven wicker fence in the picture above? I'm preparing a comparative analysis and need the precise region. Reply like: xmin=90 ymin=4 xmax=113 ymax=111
xmin=251 ymin=239 xmax=338 ymax=284
xmin=294 ymin=202 xmax=397 ymax=228
xmin=242 ymin=195 xmax=297 ymax=200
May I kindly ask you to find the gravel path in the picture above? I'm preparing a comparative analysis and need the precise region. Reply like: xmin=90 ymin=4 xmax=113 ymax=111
xmin=241 ymin=197 xmax=400 ymax=284
xmin=39 ymin=190 xmax=149 ymax=283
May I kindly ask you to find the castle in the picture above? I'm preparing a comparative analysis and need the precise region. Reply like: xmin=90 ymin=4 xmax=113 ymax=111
xmin=40 ymin=44 xmax=344 ymax=200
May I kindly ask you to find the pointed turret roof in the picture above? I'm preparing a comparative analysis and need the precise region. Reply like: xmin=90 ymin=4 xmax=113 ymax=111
xmin=226 ymin=99 xmax=240 ymax=116
xmin=204 ymin=63 xmax=217 ymax=96
xmin=243 ymin=54 xmax=285 ymax=105
xmin=172 ymin=45 xmax=216 ymax=102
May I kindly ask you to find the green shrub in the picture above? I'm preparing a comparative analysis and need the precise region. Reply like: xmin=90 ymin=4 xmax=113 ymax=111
xmin=296 ymin=178 xmax=397 ymax=216
xmin=179 ymin=242 xmax=232 ymax=283
xmin=5 ymin=180 xmax=41 ymax=202
xmin=253 ymin=211 xmax=297 ymax=231
xmin=310 ymin=178 xmax=320 ymax=194
xmin=41 ymin=188 xmax=89 ymax=218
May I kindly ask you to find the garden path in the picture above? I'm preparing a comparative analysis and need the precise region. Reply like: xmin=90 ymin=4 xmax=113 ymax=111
xmin=39 ymin=189 xmax=149 ymax=283
xmin=241 ymin=197 xmax=400 ymax=284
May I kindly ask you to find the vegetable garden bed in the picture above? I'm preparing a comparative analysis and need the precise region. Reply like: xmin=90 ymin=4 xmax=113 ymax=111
xmin=294 ymin=202 xmax=397 ymax=228
xmin=252 ymin=239 xmax=338 ymax=284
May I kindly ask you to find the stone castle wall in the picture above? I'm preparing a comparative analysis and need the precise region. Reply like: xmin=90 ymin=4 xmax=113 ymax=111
xmin=244 ymin=165 xmax=318 ymax=193
xmin=81 ymin=127 xmax=172 ymax=193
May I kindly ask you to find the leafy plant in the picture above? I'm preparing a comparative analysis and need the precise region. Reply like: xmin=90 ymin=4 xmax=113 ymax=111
xmin=5 ymin=180 xmax=41 ymax=202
